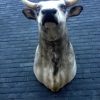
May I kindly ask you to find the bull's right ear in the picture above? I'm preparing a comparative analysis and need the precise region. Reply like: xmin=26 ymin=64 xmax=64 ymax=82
xmin=22 ymin=8 xmax=36 ymax=20
xmin=68 ymin=6 xmax=83 ymax=17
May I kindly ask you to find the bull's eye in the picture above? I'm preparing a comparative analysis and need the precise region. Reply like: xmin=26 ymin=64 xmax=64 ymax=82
xmin=59 ymin=4 xmax=66 ymax=13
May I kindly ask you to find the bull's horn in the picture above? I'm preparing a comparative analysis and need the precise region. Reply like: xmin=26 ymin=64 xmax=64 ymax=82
xmin=21 ymin=0 xmax=38 ymax=8
xmin=65 ymin=0 xmax=78 ymax=6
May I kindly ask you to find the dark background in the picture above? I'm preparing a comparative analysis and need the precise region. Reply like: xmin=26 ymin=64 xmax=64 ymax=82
xmin=0 ymin=0 xmax=100 ymax=100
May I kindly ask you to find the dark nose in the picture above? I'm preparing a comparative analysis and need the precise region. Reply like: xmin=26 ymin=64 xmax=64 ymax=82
xmin=42 ymin=9 xmax=57 ymax=15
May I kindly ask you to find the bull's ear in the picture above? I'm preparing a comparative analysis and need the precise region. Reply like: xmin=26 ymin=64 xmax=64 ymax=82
xmin=68 ymin=6 xmax=83 ymax=17
xmin=22 ymin=8 xmax=36 ymax=20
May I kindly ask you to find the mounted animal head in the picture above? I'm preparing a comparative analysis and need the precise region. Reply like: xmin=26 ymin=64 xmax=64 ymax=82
xmin=22 ymin=0 xmax=83 ymax=41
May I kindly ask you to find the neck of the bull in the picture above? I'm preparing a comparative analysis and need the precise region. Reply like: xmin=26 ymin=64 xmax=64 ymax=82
xmin=38 ymin=29 xmax=70 ymax=57
xmin=39 ymin=33 xmax=69 ymax=48
xmin=38 ymin=29 xmax=70 ymax=75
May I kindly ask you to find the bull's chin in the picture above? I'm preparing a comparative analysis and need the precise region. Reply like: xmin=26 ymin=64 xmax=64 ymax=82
xmin=43 ymin=22 xmax=58 ymax=29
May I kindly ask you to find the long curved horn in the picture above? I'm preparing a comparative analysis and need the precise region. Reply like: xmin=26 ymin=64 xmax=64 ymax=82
xmin=65 ymin=0 xmax=78 ymax=6
xmin=21 ymin=0 xmax=38 ymax=8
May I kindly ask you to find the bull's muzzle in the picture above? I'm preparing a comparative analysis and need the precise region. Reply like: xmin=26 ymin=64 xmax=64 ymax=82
xmin=42 ymin=9 xmax=58 ymax=26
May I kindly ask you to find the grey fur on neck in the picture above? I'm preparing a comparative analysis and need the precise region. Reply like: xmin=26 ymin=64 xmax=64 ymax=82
xmin=39 ymin=34 xmax=69 ymax=76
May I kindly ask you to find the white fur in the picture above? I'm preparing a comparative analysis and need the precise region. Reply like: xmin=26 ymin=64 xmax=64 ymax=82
xmin=37 ymin=0 xmax=66 ymax=25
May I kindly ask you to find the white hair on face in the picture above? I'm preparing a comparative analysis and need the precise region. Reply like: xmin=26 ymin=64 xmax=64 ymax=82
xmin=37 ymin=0 xmax=67 ymax=41
xmin=37 ymin=0 xmax=66 ymax=24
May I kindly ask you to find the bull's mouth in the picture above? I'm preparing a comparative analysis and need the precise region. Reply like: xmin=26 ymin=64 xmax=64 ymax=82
xmin=42 ymin=14 xmax=58 ymax=26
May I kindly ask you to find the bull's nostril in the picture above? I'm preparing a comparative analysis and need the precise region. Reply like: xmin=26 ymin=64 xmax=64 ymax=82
xmin=42 ymin=10 xmax=46 ymax=15
xmin=52 ymin=9 xmax=57 ymax=14
xmin=42 ymin=9 xmax=57 ymax=15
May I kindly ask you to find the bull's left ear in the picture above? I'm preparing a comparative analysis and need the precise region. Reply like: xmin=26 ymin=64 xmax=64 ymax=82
xmin=68 ymin=6 xmax=83 ymax=17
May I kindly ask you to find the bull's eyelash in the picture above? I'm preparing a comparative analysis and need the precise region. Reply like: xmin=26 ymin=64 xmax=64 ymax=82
xmin=36 ymin=6 xmax=41 ymax=15
xmin=59 ymin=4 xmax=66 ymax=9
xmin=59 ymin=4 xmax=66 ymax=13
